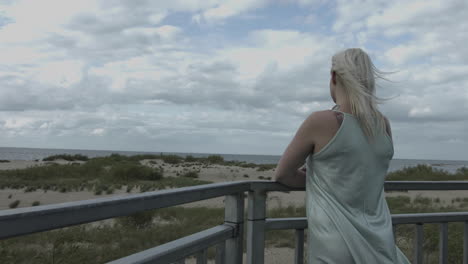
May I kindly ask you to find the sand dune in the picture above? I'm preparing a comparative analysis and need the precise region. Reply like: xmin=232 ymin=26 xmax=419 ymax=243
xmin=1 ymin=159 xmax=467 ymax=211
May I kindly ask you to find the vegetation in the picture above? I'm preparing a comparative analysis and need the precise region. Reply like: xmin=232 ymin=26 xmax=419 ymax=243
xmin=0 ymin=154 xmax=211 ymax=193
xmin=160 ymin=154 xmax=183 ymax=164
xmin=43 ymin=154 xmax=89 ymax=161
xmin=386 ymin=164 xmax=468 ymax=181
xmin=182 ymin=171 xmax=199 ymax=178
xmin=8 ymin=200 xmax=20 ymax=208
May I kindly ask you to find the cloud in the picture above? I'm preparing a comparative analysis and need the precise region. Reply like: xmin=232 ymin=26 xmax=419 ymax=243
xmin=192 ymin=0 xmax=269 ymax=24
xmin=0 ymin=0 xmax=467 ymax=160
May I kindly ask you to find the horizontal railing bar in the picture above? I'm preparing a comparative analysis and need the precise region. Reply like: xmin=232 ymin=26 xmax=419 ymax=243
xmin=392 ymin=212 xmax=468 ymax=224
xmin=251 ymin=180 xmax=468 ymax=192
xmin=265 ymin=212 xmax=468 ymax=230
xmin=1 ymin=180 xmax=468 ymax=240
xmin=383 ymin=181 xmax=468 ymax=191
xmin=106 ymin=224 xmax=234 ymax=264
xmin=0 ymin=181 xmax=250 ymax=239
xmin=265 ymin=218 xmax=307 ymax=230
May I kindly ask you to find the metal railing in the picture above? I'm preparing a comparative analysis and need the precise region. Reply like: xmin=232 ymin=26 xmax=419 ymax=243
xmin=1 ymin=180 xmax=468 ymax=264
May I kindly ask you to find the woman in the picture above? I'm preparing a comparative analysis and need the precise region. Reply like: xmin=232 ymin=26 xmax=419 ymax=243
xmin=274 ymin=48 xmax=411 ymax=263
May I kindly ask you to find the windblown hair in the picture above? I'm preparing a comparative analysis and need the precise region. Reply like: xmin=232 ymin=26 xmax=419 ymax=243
xmin=331 ymin=48 xmax=393 ymax=143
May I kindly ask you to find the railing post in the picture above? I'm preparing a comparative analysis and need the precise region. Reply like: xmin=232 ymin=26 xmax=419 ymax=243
xmin=414 ymin=223 xmax=423 ymax=264
xmin=295 ymin=229 xmax=305 ymax=264
xmin=246 ymin=189 xmax=267 ymax=264
xmin=196 ymin=249 xmax=208 ymax=264
xmin=224 ymin=193 xmax=245 ymax=264
xmin=216 ymin=241 xmax=226 ymax=264
xmin=439 ymin=222 xmax=448 ymax=264
xmin=464 ymin=221 xmax=468 ymax=264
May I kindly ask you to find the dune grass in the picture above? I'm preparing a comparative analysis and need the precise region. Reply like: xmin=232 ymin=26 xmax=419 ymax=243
xmin=387 ymin=164 xmax=468 ymax=181
xmin=43 ymin=154 xmax=89 ymax=161
xmin=0 ymin=154 xmax=212 ymax=192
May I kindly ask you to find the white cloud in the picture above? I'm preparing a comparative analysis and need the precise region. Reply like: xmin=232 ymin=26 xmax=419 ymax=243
xmin=122 ymin=25 xmax=182 ymax=40
xmin=91 ymin=128 xmax=105 ymax=136
xmin=217 ymin=29 xmax=338 ymax=83
xmin=366 ymin=0 xmax=446 ymax=30
xmin=192 ymin=0 xmax=268 ymax=23
xmin=34 ymin=60 xmax=84 ymax=88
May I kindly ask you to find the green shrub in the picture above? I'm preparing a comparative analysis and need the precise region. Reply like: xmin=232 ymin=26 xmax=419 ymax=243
xmin=110 ymin=162 xmax=163 ymax=181
xmin=0 ymin=160 xmax=10 ymax=163
xmin=139 ymin=184 xmax=152 ymax=193
xmin=126 ymin=185 xmax=133 ymax=193
xmin=24 ymin=186 xmax=36 ymax=192
xmin=206 ymin=155 xmax=224 ymax=164
xmin=413 ymin=195 xmax=432 ymax=205
xmin=32 ymin=201 xmax=40 ymax=206
xmin=185 ymin=155 xmax=198 ymax=162
xmin=43 ymin=154 xmax=89 ymax=161
xmin=386 ymin=196 xmax=411 ymax=210
xmin=257 ymin=164 xmax=276 ymax=171
xmin=116 ymin=211 xmax=155 ymax=229
xmin=161 ymin=155 xmax=183 ymax=164
xmin=386 ymin=164 xmax=466 ymax=181
xmin=9 ymin=200 xmax=20 ymax=208
xmin=127 ymin=154 xmax=161 ymax=162
xmin=456 ymin=166 xmax=468 ymax=176
xmin=182 ymin=171 xmax=199 ymax=178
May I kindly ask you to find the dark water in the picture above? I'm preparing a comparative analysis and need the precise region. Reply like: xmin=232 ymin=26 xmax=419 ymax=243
xmin=0 ymin=147 xmax=467 ymax=174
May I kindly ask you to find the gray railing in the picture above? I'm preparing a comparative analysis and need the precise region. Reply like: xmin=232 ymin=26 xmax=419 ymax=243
xmin=1 ymin=180 xmax=468 ymax=264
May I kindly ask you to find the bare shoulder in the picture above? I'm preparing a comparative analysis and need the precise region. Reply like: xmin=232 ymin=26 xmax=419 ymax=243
xmin=306 ymin=110 xmax=342 ymax=127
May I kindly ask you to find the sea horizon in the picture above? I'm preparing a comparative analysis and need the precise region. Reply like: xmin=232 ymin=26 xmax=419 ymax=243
xmin=1 ymin=146 xmax=467 ymax=174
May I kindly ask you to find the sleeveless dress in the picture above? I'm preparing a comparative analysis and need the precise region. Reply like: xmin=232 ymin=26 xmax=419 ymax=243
xmin=305 ymin=109 xmax=411 ymax=264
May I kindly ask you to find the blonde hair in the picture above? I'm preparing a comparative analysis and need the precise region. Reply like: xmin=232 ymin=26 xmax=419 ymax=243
xmin=331 ymin=48 xmax=394 ymax=143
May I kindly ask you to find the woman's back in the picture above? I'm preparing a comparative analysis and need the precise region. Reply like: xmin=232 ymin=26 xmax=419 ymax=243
xmin=305 ymin=109 xmax=411 ymax=263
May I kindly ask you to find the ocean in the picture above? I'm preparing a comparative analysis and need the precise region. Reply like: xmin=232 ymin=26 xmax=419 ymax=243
xmin=0 ymin=147 xmax=467 ymax=174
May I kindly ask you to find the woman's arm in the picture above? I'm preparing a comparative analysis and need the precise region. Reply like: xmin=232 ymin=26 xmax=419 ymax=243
xmin=276 ymin=167 xmax=307 ymax=188
xmin=274 ymin=113 xmax=318 ymax=188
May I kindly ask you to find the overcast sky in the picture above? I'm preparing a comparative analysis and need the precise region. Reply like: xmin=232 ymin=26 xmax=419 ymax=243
xmin=0 ymin=0 xmax=467 ymax=161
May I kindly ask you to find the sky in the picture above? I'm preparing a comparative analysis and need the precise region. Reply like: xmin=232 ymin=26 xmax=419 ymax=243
xmin=0 ymin=0 xmax=467 ymax=161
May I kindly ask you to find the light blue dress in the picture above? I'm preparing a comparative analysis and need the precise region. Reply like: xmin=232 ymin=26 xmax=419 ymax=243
xmin=305 ymin=110 xmax=411 ymax=263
